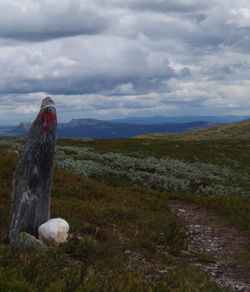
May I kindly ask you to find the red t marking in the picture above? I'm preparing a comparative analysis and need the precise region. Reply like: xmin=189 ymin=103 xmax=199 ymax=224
xmin=38 ymin=112 xmax=57 ymax=132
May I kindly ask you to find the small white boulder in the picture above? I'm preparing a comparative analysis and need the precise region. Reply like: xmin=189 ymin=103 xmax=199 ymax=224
xmin=38 ymin=218 xmax=69 ymax=246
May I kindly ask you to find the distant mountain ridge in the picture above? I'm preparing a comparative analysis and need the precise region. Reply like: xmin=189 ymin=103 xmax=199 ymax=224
xmin=110 ymin=115 xmax=250 ymax=124
xmin=0 ymin=118 xmax=221 ymax=139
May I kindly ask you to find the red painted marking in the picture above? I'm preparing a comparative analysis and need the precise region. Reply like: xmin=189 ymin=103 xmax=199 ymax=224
xmin=38 ymin=112 xmax=57 ymax=132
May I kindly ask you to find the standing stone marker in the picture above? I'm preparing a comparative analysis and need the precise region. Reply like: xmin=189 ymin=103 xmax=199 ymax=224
xmin=9 ymin=97 xmax=57 ymax=245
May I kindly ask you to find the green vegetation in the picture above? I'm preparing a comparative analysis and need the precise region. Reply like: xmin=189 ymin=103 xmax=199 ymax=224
xmin=0 ymin=148 xmax=230 ymax=291
xmin=1 ymin=134 xmax=249 ymax=290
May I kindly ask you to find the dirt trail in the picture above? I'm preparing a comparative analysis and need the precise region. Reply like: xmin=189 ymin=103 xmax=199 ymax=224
xmin=167 ymin=200 xmax=250 ymax=292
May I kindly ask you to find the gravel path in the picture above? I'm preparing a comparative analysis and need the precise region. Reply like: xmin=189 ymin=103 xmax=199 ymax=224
xmin=168 ymin=200 xmax=250 ymax=292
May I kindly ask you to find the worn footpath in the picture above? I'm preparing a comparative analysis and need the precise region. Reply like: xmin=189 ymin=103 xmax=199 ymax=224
xmin=168 ymin=200 xmax=250 ymax=292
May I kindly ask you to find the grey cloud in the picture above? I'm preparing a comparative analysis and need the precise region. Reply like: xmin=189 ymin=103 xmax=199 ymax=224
xmin=204 ymin=62 xmax=250 ymax=81
xmin=0 ymin=0 xmax=110 ymax=42
xmin=129 ymin=0 xmax=209 ymax=13
xmin=160 ymin=99 xmax=203 ymax=108
xmin=90 ymin=99 xmax=154 ymax=110
xmin=180 ymin=67 xmax=191 ymax=77
xmin=0 ymin=35 xmax=176 ymax=96
xmin=1 ymin=0 xmax=250 ymax=123
xmin=1 ymin=65 xmax=176 ymax=96
xmin=100 ymin=0 xmax=213 ymax=13
xmin=114 ymin=1 xmax=250 ymax=52
xmin=186 ymin=14 xmax=207 ymax=22
xmin=207 ymin=65 xmax=235 ymax=81
xmin=186 ymin=7 xmax=250 ymax=49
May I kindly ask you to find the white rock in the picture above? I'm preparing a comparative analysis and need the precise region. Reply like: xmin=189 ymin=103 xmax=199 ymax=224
xmin=38 ymin=218 xmax=69 ymax=246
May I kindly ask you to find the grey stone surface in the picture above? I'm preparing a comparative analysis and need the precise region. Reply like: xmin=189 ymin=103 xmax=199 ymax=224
xmin=19 ymin=232 xmax=46 ymax=250
xmin=9 ymin=97 xmax=57 ymax=245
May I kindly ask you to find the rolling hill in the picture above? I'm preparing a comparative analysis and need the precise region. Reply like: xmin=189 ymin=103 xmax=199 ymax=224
xmin=135 ymin=119 xmax=250 ymax=140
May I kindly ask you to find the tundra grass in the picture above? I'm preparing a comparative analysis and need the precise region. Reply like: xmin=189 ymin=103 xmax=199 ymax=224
xmin=0 ymin=149 xmax=230 ymax=291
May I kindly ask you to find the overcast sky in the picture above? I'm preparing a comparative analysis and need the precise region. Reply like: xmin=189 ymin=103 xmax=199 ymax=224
xmin=0 ymin=0 xmax=250 ymax=124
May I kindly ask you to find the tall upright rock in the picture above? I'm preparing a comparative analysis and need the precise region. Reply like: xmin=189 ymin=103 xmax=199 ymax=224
xmin=9 ymin=97 xmax=57 ymax=245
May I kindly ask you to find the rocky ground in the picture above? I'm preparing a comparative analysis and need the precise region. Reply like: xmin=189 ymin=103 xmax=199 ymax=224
xmin=168 ymin=200 xmax=250 ymax=292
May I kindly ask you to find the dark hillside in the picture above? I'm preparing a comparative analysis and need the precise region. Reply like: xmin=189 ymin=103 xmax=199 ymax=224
xmin=136 ymin=119 xmax=250 ymax=140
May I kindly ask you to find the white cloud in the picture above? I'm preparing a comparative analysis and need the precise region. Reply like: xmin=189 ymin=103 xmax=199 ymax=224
xmin=14 ymin=104 xmax=38 ymax=114
xmin=228 ymin=8 xmax=250 ymax=28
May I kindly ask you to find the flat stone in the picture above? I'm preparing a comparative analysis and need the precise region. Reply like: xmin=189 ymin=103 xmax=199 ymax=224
xmin=19 ymin=232 xmax=46 ymax=251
